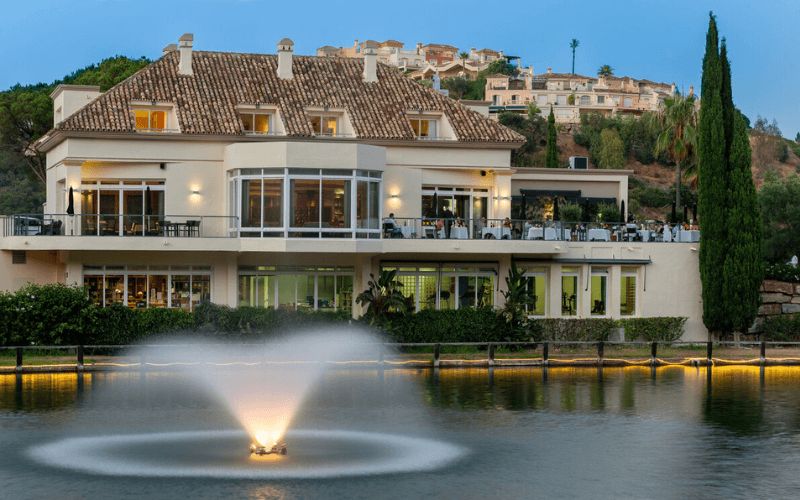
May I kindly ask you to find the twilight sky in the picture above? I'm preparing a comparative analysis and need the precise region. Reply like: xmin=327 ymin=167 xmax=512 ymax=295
xmin=1 ymin=0 xmax=797 ymax=138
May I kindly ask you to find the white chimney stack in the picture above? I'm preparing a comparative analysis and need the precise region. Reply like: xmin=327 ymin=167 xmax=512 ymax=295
xmin=416 ymin=42 xmax=422 ymax=54
xmin=277 ymin=38 xmax=294 ymax=80
xmin=470 ymin=47 xmax=476 ymax=59
xmin=179 ymin=34 xmax=193 ymax=76
xmin=363 ymin=40 xmax=378 ymax=83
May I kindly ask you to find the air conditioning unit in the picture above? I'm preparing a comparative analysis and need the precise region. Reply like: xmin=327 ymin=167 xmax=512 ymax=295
xmin=569 ymin=157 xmax=588 ymax=169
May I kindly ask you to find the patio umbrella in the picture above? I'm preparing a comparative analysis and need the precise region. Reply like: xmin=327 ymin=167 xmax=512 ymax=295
xmin=620 ymin=200 xmax=625 ymax=222
xmin=553 ymin=197 xmax=559 ymax=221
xmin=670 ymin=202 xmax=677 ymax=224
xmin=145 ymin=186 xmax=152 ymax=216
xmin=66 ymin=187 xmax=74 ymax=215
xmin=692 ymin=203 xmax=698 ymax=223
xmin=433 ymin=192 xmax=438 ymax=218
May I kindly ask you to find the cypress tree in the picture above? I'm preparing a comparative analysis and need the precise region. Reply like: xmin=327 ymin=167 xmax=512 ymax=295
xmin=546 ymin=107 xmax=559 ymax=168
xmin=721 ymin=43 xmax=763 ymax=334
xmin=698 ymin=12 xmax=728 ymax=336
xmin=698 ymin=14 xmax=763 ymax=337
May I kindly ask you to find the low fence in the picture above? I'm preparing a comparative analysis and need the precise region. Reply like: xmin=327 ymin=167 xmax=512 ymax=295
xmin=3 ymin=341 xmax=800 ymax=372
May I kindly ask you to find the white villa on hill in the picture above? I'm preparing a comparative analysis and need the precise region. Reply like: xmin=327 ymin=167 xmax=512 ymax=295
xmin=0 ymin=35 xmax=706 ymax=339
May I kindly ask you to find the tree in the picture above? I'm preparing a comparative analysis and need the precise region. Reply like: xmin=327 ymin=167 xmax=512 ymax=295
xmin=597 ymin=129 xmax=626 ymax=169
xmin=483 ymin=58 xmax=516 ymax=76
xmin=759 ymin=171 xmax=800 ymax=263
xmin=752 ymin=115 xmax=786 ymax=166
xmin=545 ymin=107 xmax=559 ymax=168
xmin=652 ymin=92 xmax=697 ymax=209
xmin=459 ymin=51 xmax=469 ymax=60
xmin=570 ymin=39 xmax=580 ymax=74
xmin=697 ymin=13 xmax=763 ymax=338
xmin=597 ymin=65 xmax=614 ymax=77
xmin=796 ymin=132 xmax=800 ymax=143
xmin=355 ymin=269 xmax=406 ymax=327
xmin=497 ymin=262 xmax=539 ymax=342
xmin=498 ymin=109 xmax=546 ymax=167
xmin=441 ymin=75 xmax=470 ymax=99
xmin=0 ymin=55 xmax=150 ymax=185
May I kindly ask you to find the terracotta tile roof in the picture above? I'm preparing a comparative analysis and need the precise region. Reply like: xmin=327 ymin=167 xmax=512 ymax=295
xmin=422 ymin=44 xmax=459 ymax=51
xmin=54 ymin=51 xmax=523 ymax=144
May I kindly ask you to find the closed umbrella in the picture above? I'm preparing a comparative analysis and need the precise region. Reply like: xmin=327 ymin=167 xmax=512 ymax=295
xmin=620 ymin=200 xmax=626 ymax=222
xmin=583 ymin=199 xmax=590 ymax=222
xmin=145 ymin=186 xmax=152 ymax=216
xmin=66 ymin=187 xmax=74 ymax=215
xmin=692 ymin=203 xmax=698 ymax=224
xmin=553 ymin=197 xmax=559 ymax=221
xmin=670 ymin=202 xmax=677 ymax=224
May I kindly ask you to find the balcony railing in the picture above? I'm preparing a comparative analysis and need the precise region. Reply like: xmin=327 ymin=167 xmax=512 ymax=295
xmin=381 ymin=218 xmax=701 ymax=243
xmin=4 ymin=214 xmax=237 ymax=238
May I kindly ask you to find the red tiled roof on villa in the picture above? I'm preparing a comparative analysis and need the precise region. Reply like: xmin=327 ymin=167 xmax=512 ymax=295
xmin=54 ymin=50 xmax=524 ymax=144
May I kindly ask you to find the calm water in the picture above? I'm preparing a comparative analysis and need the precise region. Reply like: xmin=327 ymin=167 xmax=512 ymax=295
xmin=2 ymin=366 xmax=800 ymax=499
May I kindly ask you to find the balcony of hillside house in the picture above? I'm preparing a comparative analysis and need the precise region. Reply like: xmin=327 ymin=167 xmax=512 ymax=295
xmin=381 ymin=217 xmax=701 ymax=243
xmin=4 ymin=214 xmax=236 ymax=238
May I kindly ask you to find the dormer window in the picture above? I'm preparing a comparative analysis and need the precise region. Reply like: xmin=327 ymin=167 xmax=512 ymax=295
xmin=310 ymin=115 xmax=339 ymax=137
xmin=409 ymin=117 xmax=438 ymax=139
xmin=241 ymin=112 xmax=273 ymax=134
xmin=133 ymin=107 xmax=175 ymax=132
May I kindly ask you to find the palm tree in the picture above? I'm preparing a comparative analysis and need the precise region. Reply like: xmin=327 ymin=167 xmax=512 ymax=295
xmin=597 ymin=65 xmax=614 ymax=77
xmin=570 ymin=39 xmax=580 ymax=74
xmin=652 ymin=93 xmax=698 ymax=210
xmin=355 ymin=269 xmax=406 ymax=326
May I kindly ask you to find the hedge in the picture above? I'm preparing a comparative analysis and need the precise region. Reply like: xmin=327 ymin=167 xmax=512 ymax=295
xmin=388 ymin=308 xmax=510 ymax=343
xmin=538 ymin=318 xmax=618 ymax=342
xmin=760 ymin=315 xmax=800 ymax=341
xmin=192 ymin=302 xmax=351 ymax=337
xmin=619 ymin=317 xmax=687 ymax=342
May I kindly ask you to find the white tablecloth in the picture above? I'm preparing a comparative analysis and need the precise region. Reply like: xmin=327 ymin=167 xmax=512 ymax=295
xmin=399 ymin=226 xmax=417 ymax=238
xmin=587 ymin=229 xmax=610 ymax=242
xmin=450 ymin=226 xmax=469 ymax=239
xmin=422 ymin=226 xmax=437 ymax=238
xmin=638 ymin=230 xmax=651 ymax=242
xmin=482 ymin=227 xmax=511 ymax=239
xmin=677 ymin=230 xmax=700 ymax=242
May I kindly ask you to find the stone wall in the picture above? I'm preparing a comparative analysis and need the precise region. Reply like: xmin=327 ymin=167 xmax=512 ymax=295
xmin=758 ymin=280 xmax=800 ymax=325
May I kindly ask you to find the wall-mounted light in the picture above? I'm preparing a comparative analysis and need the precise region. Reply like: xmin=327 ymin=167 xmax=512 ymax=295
xmin=191 ymin=190 xmax=200 ymax=195
xmin=323 ymin=105 xmax=329 ymax=112
xmin=390 ymin=194 xmax=399 ymax=199
xmin=255 ymin=103 xmax=261 ymax=109
xmin=151 ymin=100 xmax=157 ymax=106
xmin=418 ymin=108 xmax=424 ymax=114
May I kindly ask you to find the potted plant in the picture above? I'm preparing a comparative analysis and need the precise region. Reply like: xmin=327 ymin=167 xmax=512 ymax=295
xmin=560 ymin=202 xmax=583 ymax=240
xmin=598 ymin=203 xmax=622 ymax=241
xmin=567 ymin=93 xmax=576 ymax=105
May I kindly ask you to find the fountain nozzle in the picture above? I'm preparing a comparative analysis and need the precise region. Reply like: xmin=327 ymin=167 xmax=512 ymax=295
xmin=250 ymin=442 xmax=287 ymax=456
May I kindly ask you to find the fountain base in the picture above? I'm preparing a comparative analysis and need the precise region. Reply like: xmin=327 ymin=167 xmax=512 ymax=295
xmin=250 ymin=443 xmax=287 ymax=456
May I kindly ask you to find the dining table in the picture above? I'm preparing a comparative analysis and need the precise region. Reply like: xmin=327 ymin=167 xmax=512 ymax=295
xmin=482 ymin=227 xmax=511 ymax=239
xmin=677 ymin=230 xmax=701 ymax=243
xmin=450 ymin=226 xmax=469 ymax=239
xmin=399 ymin=226 xmax=417 ymax=238
xmin=587 ymin=229 xmax=611 ymax=242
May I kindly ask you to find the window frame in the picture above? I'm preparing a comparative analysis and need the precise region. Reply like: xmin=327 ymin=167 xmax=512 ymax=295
xmin=132 ymin=106 xmax=176 ymax=132
xmin=408 ymin=117 xmax=439 ymax=140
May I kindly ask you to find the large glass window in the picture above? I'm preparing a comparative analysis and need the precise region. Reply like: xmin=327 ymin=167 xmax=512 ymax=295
xmin=387 ymin=265 xmax=495 ymax=311
xmin=590 ymin=267 xmax=608 ymax=316
xmin=83 ymin=265 xmax=211 ymax=310
xmin=620 ymin=266 xmax=637 ymax=316
xmin=524 ymin=267 xmax=547 ymax=316
xmin=230 ymin=169 xmax=381 ymax=239
xmin=561 ymin=266 xmax=579 ymax=316
xmin=237 ymin=266 xmax=354 ymax=312
xmin=133 ymin=109 xmax=171 ymax=132
xmin=421 ymin=186 xmax=490 ymax=238
xmin=80 ymin=181 xmax=165 ymax=236
xmin=241 ymin=113 xmax=272 ymax=134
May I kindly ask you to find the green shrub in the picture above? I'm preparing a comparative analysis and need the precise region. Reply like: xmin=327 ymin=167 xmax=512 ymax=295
xmin=598 ymin=203 xmax=622 ymax=224
xmin=0 ymin=283 xmax=91 ymax=346
xmin=620 ymin=317 xmax=687 ymax=342
xmin=83 ymin=305 xmax=194 ymax=344
xmin=390 ymin=308 xmax=511 ymax=343
xmin=761 ymin=315 xmax=800 ymax=341
xmin=537 ymin=318 xmax=617 ymax=342
xmin=764 ymin=263 xmax=800 ymax=283
xmin=192 ymin=302 xmax=349 ymax=336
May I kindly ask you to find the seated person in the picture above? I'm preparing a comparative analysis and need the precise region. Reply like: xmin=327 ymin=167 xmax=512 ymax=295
xmin=384 ymin=213 xmax=401 ymax=237
xmin=502 ymin=217 xmax=512 ymax=228
xmin=456 ymin=218 xmax=466 ymax=228
xmin=477 ymin=217 xmax=487 ymax=231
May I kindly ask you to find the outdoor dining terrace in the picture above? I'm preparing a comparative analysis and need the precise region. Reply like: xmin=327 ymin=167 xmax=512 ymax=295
xmin=382 ymin=217 xmax=702 ymax=243
xmin=3 ymin=214 xmax=236 ymax=238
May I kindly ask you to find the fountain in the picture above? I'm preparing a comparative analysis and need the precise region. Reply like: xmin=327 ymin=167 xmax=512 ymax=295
xmin=27 ymin=327 xmax=467 ymax=478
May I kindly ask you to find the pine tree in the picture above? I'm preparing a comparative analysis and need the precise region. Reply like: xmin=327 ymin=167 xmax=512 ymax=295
xmin=546 ymin=107 xmax=559 ymax=168
xmin=697 ymin=12 xmax=728 ymax=336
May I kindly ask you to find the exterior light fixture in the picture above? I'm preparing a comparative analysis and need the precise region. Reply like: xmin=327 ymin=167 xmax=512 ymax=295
xmin=151 ymin=100 xmax=157 ymax=106
xmin=255 ymin=103 xmax=261 ymax=109
xmin=418 ymin=109 xmax=423 ymax=114
xmin=390 ymin=194 xmax=399 ymax=198
xmin=191 ymin=190 xmax=200 ymax=195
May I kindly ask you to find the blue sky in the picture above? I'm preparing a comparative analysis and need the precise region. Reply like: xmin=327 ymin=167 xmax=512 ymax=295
xmin=1 ymin=0 xmax=798 ymax=138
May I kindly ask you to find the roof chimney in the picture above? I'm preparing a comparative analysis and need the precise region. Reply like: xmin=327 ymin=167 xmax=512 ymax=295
xmin=689 ymin=85 xmax=694 ymax=96
xmin=355 ymin=39 xmax=359 ymax=47
xmin=163 ymin=44 xmax=177 ymax=56
xmin=277 ymin=38 xmax=294 ymax=80
xmin=179 ymin=34 xmax=193 ymax=76
xmin=416 ymin=42 xmax=422 ymax=54
xmin=470 ymin=47 xmax=476 ymax=59
xmin=547 ymin=67 xmax=552 ymax=74
xmin=363 ymin=40 xmax=378 ymax=83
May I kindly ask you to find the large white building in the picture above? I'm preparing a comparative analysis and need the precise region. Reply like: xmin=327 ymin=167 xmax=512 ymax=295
xmin=0 ymin=35 xmax=706 ymax=340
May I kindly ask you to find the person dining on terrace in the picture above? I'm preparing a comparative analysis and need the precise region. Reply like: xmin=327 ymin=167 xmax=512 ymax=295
xmin=385 ymin=213 xmax=401 ymax=238
xmin=502 ymin=217 xmax=512 ymax=228
xmin=441 ymin=206 xmax=454 ymax=238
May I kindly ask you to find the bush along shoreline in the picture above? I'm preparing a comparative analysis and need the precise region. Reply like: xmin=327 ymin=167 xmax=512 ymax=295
xmin=0 ymin=284 xmax=691 ymax=346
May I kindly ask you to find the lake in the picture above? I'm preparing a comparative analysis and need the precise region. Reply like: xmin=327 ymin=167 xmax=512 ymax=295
xmin=2 ymin=366 xmax=800 ymax=499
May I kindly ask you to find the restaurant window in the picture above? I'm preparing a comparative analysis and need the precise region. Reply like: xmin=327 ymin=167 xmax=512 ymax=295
xmin=133 ymin=108 xmax=173 ymax=132
xmin=241 ymin=112 xmax=273 ymax=134
xmin=83 ymin=265 xmax=211 ymax=311
xmin=80 ymin=180 xmax=165 ymax=236
xmin=309 ymin=115 xmax=340 ymax=137
xmin=237 ymin=266 xmax=353 ymax=312
xmin=620 ymin=266 xmax=637 ymax=316
xmin=409 ymin=118 xmax=438 ymax=139
xmin=561 ymin=266 xmax=579 ymax=316
xmin=524 ymin=267 xmax=547 ymax=316
xmin=590 ymin=267 xmax=608 ymax=316
xmin=386 ymin=264 xmax=495 ymax=312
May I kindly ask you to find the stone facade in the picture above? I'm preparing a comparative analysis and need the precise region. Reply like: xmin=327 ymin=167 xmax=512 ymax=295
xmin=756 ymin=280 xmax=800 ymax=328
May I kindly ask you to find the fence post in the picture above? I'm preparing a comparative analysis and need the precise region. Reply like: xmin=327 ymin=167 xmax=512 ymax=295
xmin=15 ymin=348 xmax=23 ymax=373
xmin=378 ymin=347 xmax=384 ymax=366
xmin=597 ymin=341 xmax=604 ymax=366
xmin=760 ymin=341 xmax=766 ymax=365
xmin=488 ymin=343 xmax=495 ymax=366
xmin=651 ymin=342 xmax=658 ymax=366
xmin=434 ymin=343 xmax=440 ymax=368
xmin=542 ymin=342 xmax=549 ymax=366
xmin=706 ymin=341 xmax=713 ymax=364
xmin=77 ymin=345 xmax=84 ymax=371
